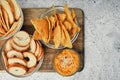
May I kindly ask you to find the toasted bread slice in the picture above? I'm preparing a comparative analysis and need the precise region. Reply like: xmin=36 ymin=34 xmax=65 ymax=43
xmin=3 ymin=17 xmax=22 ymax=37
xmin=27 ymin=66 xmax=36 ymax=74
xmin=13 ymin=31 xmax=31 ymax=47
xmin=37 ymin=46 xmax=44 ymax=61
xmin=2 ymin=51 xmax=8 ymax=67
xmin=0 ymin=0 xmax=14 ymax=25
xmin=29 ymin=38 xmax=36 ymax=53
xmin=34 ymin=41 xmax=40 ymax=56
xmin=4 ymin=39 xmax=13 ymax=53
xmin=10 ymin=0 xmax=21 ymax=20
xmin=8 ymin=58 xmax=26 ymax=66
xmin=8 ymin=64 xmax=27 ymax=76
xmin=11 ymin=39 xmax=30 ymax=52
xmin=23 ymin=52 xmax=37 ymax=68
xmin=1 ymin=5 xmax=10 ymax=30
xmin=7 ymin=50 xmax=23 ymax=59
xmin=0 ymin=5 xmax=8 ymax=32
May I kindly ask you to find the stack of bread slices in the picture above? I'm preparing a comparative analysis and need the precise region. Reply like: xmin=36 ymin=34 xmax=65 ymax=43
xmin=2 ymin=31 xmax=44 ymax=76
xmin=0 ymin=0 xmax=22 ymax=37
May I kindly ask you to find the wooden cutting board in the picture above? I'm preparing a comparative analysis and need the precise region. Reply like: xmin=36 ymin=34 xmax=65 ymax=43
xmin=0 ymin=8 xmax=84 ymax=72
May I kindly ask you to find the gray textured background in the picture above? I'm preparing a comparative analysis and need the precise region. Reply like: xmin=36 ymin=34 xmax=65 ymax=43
xmin=0 ymin=0 xmax=120 ymax=80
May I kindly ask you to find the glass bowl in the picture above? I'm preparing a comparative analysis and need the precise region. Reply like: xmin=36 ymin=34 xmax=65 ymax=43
xmin=0 ymin=1 xmax=24 ymax=40
xmin=53 ymin=49 xmax=81 ymax=76
xmin=40 ymin=6 xmax=79 ymax=49
xmin=0 ymin=35 xmax=44 ymax=77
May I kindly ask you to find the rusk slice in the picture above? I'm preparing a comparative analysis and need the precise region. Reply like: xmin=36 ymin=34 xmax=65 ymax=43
xmin=2 ymin=51 xmax=8 ymax=67
xmin=29 ymin=38 xmax=36 ymax=53
xmin=13 ymin=31 xmax=31 ymax=47
xmin=10 ymin=0 xmax=21 ymax=20
xmin=1 ymin=5 xmax=10 ymax=30
xmin=11 ymin=39 xmax=29 ymax=52
xmin=4 ymin=39 xmax=12 ymax=53
xmin=8 ymin=64 xmax=27 ymax=76
xmin=0 ymin=0 xmax=14 ymax=25
xmin=23 ymin=52 xmax=37 ymax=68
xmin=35 ymin=41 xmax=40 ymax=56
xmin=7 ymin=50 xmax=23 ymax=59
xmin=8 ymin=58 xmax=26 ymax=66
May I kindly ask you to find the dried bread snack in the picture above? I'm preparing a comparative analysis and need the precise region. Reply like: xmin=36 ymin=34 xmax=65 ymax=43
xmin=2 ymin=31 xmax=44 ymax=76
xmin=0 ymin=0 xmax=22 ymax=38
xmin=8 ymin=64 xmax=27 ymax=76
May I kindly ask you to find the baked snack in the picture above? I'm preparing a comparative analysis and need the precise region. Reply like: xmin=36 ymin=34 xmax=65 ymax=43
xmin=2 ymin=31 xmax=44 ymax=76
xmin=2 ymin=52 xmax=8 ymax=67
xmin=11 ymin=38 xmax=29 ymax=52
xmin=29 ymin=38 xmax=36 ymax=53
xmin=7 ymin=50 xmax=23 ymax=59
xmin=8 ymin=58 xmax=26 ymax=66
xmin=0 ymin=0 xmax=14 ymax=26
xmin=8 ymin=64 xmax=27 ymax=76
xmin=4 ymin=39 xmax=12 ymax=53
xmin=23 ymin=52 xmax=37 ymax=68
xmin=13 ymin=31 xmax=31 ymax=47
xmin=10 ymin=0 xmax=21 ymax=20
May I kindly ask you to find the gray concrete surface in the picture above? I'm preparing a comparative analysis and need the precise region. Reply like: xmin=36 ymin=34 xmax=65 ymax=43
xmin=0 ymin=0 xmax=120 ymax=80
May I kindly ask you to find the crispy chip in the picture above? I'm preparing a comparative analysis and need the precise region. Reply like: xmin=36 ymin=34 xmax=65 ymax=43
xmin=71 ymin=9 xmax=77 ymax=23
xmin=53 ymin=22 xmax=61 ymax=48
xmin=63 ymin=20 xmax=72 ymax=31
xmin=64 ymin=4 xmax=80 ymax=38
xmin=49 ymin=16 xmax=56 ymax=28
xmin=31 ymin=18 xmax=49 ymax=43
xmin=60 ymin=22 xmax=72 ymax=48
xmin=33 ymin=31 xmax=42 ymax=40
xmin=57 ymin=13 xmax=66 ymax=22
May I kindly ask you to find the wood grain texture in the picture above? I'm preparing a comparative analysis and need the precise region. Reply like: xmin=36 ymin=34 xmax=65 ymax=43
xmin=0 ymin=8 xmax=84 ymax=72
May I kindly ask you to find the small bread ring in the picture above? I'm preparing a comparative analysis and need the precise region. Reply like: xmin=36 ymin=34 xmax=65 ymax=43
xmin=7 ymin=50 xmax=23 ymax=59
xmin=11 ymin=39 xmax=30 ymax=52
xmin=8 ymin=58 xmax=26 ymax=66
xmin=23 ymin=52 xmax=37 ymax=68
xmin=8 ymin=64 xmax=27 ymax=76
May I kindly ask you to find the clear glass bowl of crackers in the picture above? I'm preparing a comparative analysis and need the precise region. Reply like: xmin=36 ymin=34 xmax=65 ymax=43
xmin=0 ymin=31 xmax=44 ymax=77
xmin=31 ymin=4 xmax=80 ymax=49
xmin=0 ymin=0 xmax=24 ymax=40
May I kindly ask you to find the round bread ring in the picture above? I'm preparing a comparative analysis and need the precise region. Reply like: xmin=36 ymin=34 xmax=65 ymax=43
xmin=11 ymin=39 xmax=30 ymax=52
xmin=23 ymin=52 xmax=37 ymax=68
xmin=29 ymin=38 xmax=36 ymax=53
xmin=13 ymin=31 xmax=31 ymax=47
xmin=37 ymin=45 xmax=44 ymax=61
xmin=8 ymin=64 xmax=27 ymax=76
xmin=27 ymin=66 xmax=36 ymax=74
xmin=4 ymin=39 xmax=12 ymax=53
xmin=8 ymin=58 xmax=26 ymax=67
xmin=7 ymin=50 xmax=23 ymax=59
xmin=2 ymin=51 xmax=8 ymax=67
xmin=35 ymin=41 xmax=40 ymax=56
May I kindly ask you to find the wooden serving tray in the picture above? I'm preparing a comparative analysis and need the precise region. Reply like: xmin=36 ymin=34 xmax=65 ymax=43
xmin=0 ymin=8 xmax=84 ymax=72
